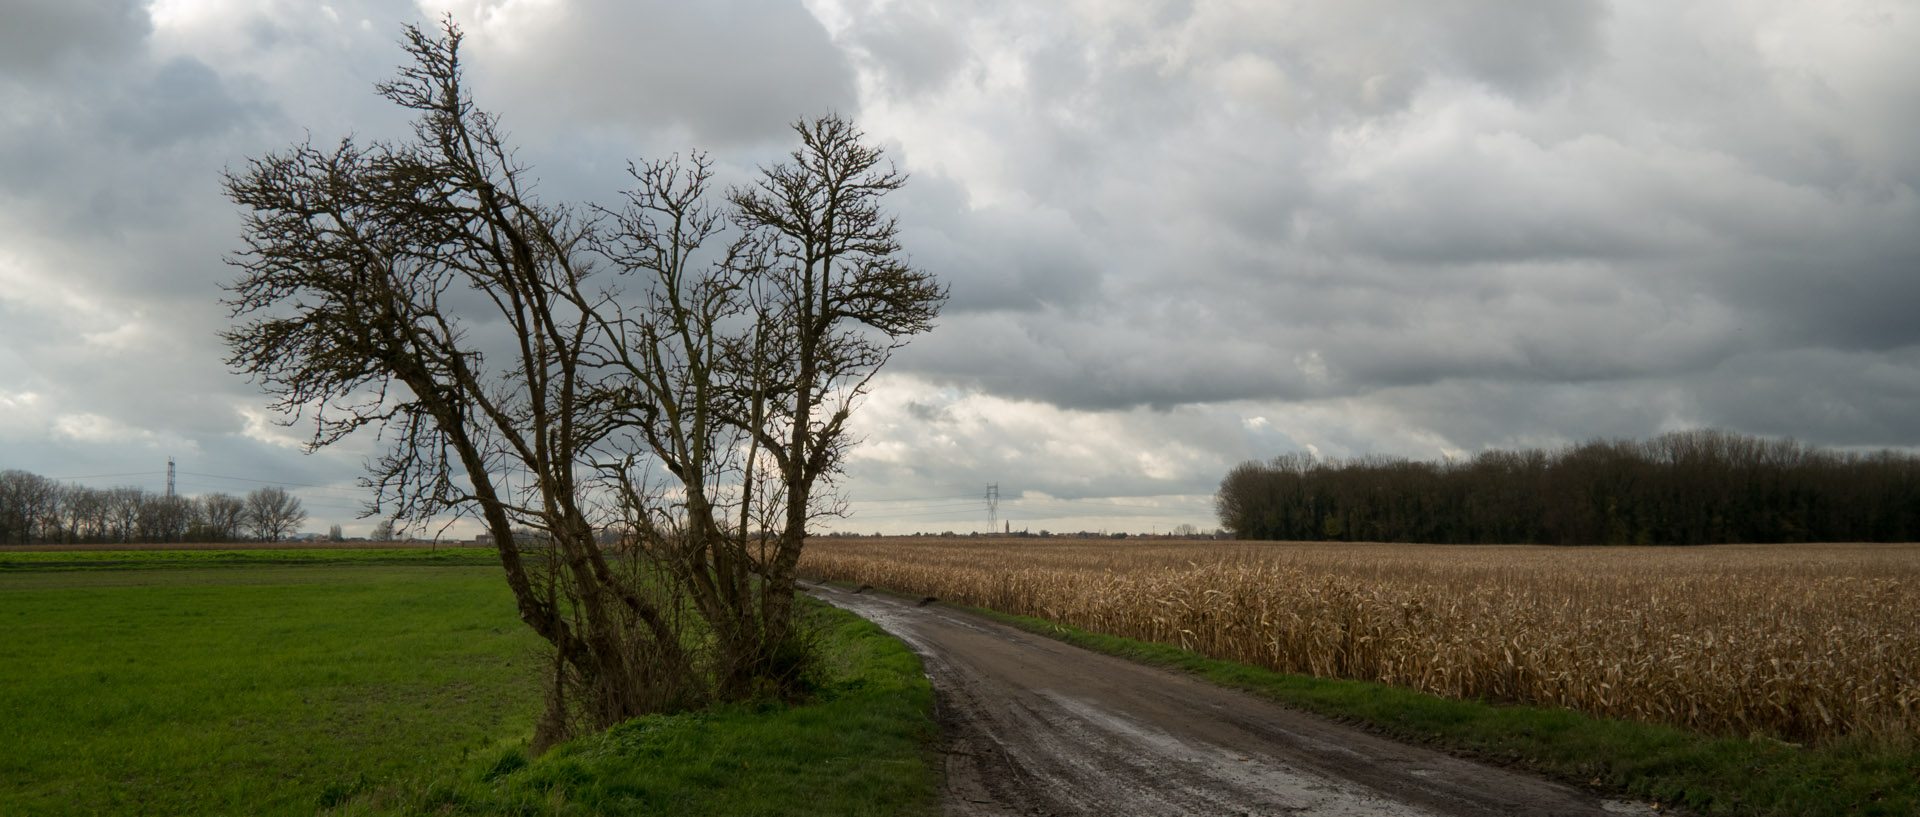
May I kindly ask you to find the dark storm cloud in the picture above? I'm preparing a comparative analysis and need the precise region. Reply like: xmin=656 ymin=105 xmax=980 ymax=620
xmin=892 ymin=175 xmax=1104 ymax=314
xmin=107 ymin=57 xmax=270 ymax=149
xmin=1716 ymin=213 xmax=1920 ymax=354
xmin=1697 ymin=347 xmax=1920 ymax=446
xmin=0 ymin=0 xmax=150 ymax=74
xmin=5 ymin=0 xmax=1916 ymax=537
xmin=894 ymin=307 xmax=1337 ymax=412
xmin=1438 ymin=0 xmax=1608 ymax=99
xmin=815 ymin=0 xmax=1920 ymax=490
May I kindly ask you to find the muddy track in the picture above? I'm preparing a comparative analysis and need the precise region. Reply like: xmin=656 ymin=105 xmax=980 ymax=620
xmin=807 ymin=581 xmax=1656 ymax=817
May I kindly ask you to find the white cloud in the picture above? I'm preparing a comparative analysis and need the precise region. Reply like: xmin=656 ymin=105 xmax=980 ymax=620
xmin=0 ymin=391 xmax=50 ymax=440
xmin=418 ymin=0 xmax=856 ymax=147
xmin=237 ymin=406 xmax=311 ymax=451
xmin=50 ymin=412 xmax=197 ymax=452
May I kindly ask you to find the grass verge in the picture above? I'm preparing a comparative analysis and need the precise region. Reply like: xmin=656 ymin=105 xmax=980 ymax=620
xmin=331 ymin=598 xmax=941 ymax=817
xmin=957 ymin=604 xmax=1918 ymax=817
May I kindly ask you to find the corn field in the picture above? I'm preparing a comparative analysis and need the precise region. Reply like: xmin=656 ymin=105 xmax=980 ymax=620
xmin=800 ymin=537 xmax=1920 ymax=747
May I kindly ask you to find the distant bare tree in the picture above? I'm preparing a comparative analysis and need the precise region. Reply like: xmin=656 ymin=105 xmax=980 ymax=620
xmin=102 ymin=487 xmax=144 ymax=543
xmin=221 ymin=20 xmax=942 ymax=743
xmin=137 ymin=494 xmax=194 ymax=542
xmin=244 ymin=486 xmax=307 ymax=542
xmin=198 ymin=493 xmax=246 ymax=542
xmin=56 ymin=484 xmax=104 ymax=543
xmin=0 ymin=470 xmax=59 ymax=544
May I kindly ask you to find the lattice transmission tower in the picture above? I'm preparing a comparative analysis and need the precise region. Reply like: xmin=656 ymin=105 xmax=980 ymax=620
xmin=985 ymin=483 xmax=999 ymax=535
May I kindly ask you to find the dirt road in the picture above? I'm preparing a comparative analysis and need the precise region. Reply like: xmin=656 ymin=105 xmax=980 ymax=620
xmin=808 ymin=581 xmax=1656 ymax=817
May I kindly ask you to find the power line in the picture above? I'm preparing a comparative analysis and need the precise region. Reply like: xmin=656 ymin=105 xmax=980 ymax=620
xmin=174 ymin=474 xmax=386 ymax=511
xmin=47 ymin=471 xmax=165 ymax=481
xmin=847 ymin=507 xmax=985 ymax=521
xmin=176 ymin=470 xmax=358 ymax=492
xmin=1009 ymin=496 xmax=1206 ymax=514
xmin=51 ymin=467 xmax=366 ymax=496
xmin=854 ymin=494 xmax=984 ymax=504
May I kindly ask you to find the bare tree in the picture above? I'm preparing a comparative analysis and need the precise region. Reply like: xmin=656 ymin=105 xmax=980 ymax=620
xmin=723 ymin=116 xmax=945 ymax=682
xmin=244 ymin=486 xmax=307 ymax=541
xmin=102 ymin=487 xmax=144 ymax=543
xmin=137 ymin=494 xmax=194 ymax=543
xmin=57 ymin=484 xmax=104 ymax=543
xmin=587 ymin=137 xmax=944 ymax=697
xmin=198 ymin=493 xmax=246 ymax=542
xmin=221 ymin=20 xmax=942 ymax=743
xmin=0 ymin=470 xmax=58 ymax=544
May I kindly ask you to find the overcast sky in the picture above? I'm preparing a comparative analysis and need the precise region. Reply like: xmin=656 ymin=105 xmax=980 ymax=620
xmin=3 ymin=0 xmax=1916 ymax=537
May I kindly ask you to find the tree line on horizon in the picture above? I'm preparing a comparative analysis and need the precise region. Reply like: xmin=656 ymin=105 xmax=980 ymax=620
xmin=1216 ymin=429 xmax=1920 ymax=545
xmin=0 ymin=469 xmax=311 ymax=545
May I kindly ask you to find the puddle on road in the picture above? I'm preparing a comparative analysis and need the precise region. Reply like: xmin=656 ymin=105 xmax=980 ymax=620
xmin=1030 ymin=689 xmax=1448 ymax=817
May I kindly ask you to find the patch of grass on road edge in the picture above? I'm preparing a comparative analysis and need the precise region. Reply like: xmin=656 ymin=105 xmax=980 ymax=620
xmin=958 ymin=604 xmax=1918 ymax=817
xmin=333 ymin=597 xmax=941 ymax=817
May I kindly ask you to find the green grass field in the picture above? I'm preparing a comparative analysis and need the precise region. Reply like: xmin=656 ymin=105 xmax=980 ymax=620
xmin=0 ymin=546 xmax=499 ymax=571
xmin=0 ymin=551 xmax=940 ymax=817
xmin=0 ymin=562 xmax=543 ymax=816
